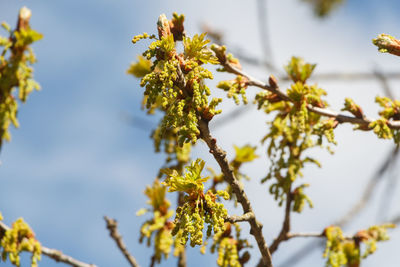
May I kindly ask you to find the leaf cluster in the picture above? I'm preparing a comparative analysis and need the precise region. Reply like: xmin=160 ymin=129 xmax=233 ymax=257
xmin=136 ymin=180 xmax=175 ymax=264
xmin=369 ymin=96 xmax=400 ymax=142
xmin=211 ymin=223 xmax=251 ymax=267
xmin=217 ymin=75 xmax=248 ymax=105
xmin=163 ymin=159 xmax=229 ymax=247
xmin=257 ymin=57 xmax=335 ymax=212
xmin=129 ymin=13 xmax=223 ymax=146
xmin=0 ymin=8 xmax=42 ymax=149
xmin=323 ymin=224 xmax=395 ymax=267
xmin=373 ymin=34 xmax=400 ymax=57
xmin=301 ymin=0 xmax=345 ymax=17
xmin=0 ymin=217 xmax=41 ymax=267
xmin=130 ymin=12 xmax=400 ymax=267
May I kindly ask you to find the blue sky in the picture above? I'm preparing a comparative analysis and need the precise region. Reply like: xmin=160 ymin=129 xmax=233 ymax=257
xmin=0 ymin=1 xmax=400 ymax=267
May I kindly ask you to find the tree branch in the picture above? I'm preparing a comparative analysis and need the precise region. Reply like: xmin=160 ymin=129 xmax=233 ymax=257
xmin=286 ymin=232 xmax=323 ymax=239
xmin=104 ymin=216 xmax=140 ymax=267
xmin=269 ymin=190 xmax=293 ymax=254
xmin=177 ymin=192 xmax=187 ymax=267
xmin=198 ymin=119 xmax=273 ymax=267
xmin=218 ymin=56 xmax=400 ymax=129
xmin=0 ymin=220 xmax=97 ymax=267
xmin=40 ymin=247 xmax=97 ymax=267
xmin=225 ymin=212 xmax=255 ymax=223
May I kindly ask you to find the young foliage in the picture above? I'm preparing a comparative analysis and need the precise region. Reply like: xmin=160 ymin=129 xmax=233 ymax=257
xmin=341 ymin=98 xmax=364 ymax=119
xmin=256 ymin=57 xmax=335 ymax=212
xmin=0 ymin=7 xmax=42 ymax=149
xmin=301 ymin=0 xmax=345 ymax=17
xmin=373 ymin=34 xmax=400 ymax=57
xmin=2 ymin=5 xmax=400 ymax=267
xmin=137 ymin=180 xmax=175 ymax=264
xmin=284 ymin=56 xmax=316 ymax=84
xmin=210 ymin=223 xmax=251 ymax=267
xmin=129 ymin=12 xmax=400 ymax=267
xmin=369 ymin=96 xmax=400 ymax=143
xmin=126 ymin=55 xmax=152 ymax=78
xmin=129 ymin=13 xmax=222 ymax=146
xmin=217 ymin=75 xmax=248 ymax=105
xmin=323 ymin=224 xmax=395 ymax=267
xmin=162 ymin=159 xmax=229 ymax=247
xmin=0 ymin=217 xmax=41 ymax=267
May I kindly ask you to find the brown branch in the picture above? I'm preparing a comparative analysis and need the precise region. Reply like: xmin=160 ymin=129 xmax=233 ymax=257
xmin=259 ymin=230 xmax=353 ymax=267
xmin=177 ymin=192 xmax=187 ymax=267
xmin=225 ymin=212 xmax=255 ymax=223
xmin=104 ymin=216 xmax=140 ymax=267
xmin=213 ymin=51 xmax=400 ymax=129
xmin=149 ymin=255 xmax=156 ymax=267
xmin=40 ymin=247 xmax=97 ymax=267
xmin=286 ymin=232 xmax=323 ymax=239
xmin=269 ymin=190 xmax=293 ymax=254
xmin=0 ymin=220 xmax=97 ymax=267
xmin=198 ymin=119 xmax=273 ymax=267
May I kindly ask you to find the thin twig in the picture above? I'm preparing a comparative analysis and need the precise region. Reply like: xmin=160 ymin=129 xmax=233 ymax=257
xmin=0 ymin=220 xmax=97 ymax=267
xmin=40 ymin=247 xmax=97 ymax=267
xmin=286 ymin=232 xmax=323 ymax=239
xmin=198 ymin=119 xmax=273 ymax=267
xmin=225 ymin=212 xmax=255 ymax=223
xmin=149 ymin=255 xmax=156 ymax=267
xmin=177 ymin=192 xmax=187 ymax=267
xmin=269 ymin=190 xmax=293 ymax=254
xmin=256 ymin=0 xmax=276 ymax=71
xmin=104 ymin=216 xmax=140 ymax=267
